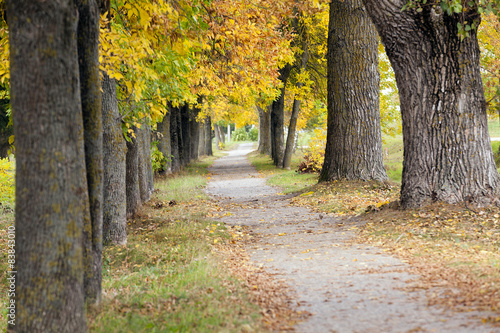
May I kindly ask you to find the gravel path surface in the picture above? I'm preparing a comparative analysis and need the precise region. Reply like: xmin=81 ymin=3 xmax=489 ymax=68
xmin=206 ymin=143 xmax=499 ymax=333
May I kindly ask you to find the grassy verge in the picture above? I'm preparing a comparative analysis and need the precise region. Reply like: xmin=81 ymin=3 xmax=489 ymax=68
xmin=89 ymin=156 xmax=269 ymax=332
xmin=253 ymin=151 xmax=500 ymax=324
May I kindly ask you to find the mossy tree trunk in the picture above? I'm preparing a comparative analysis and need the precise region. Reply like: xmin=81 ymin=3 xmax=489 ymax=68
xmin=157 ymin=112 xmax=172 ymax=174
xmin=257 ymin=105 xmax=271 ymax=155
xmin=126 ymin=128 xmax=141 ymax=218
xmin=102 ymin=73 xmax=127 ymax=245
xmin=170 ymin=105 xmax=182 ymax=173
xmin=205 ymin=116 xmax=213 ymax=156
xmin=77 ymin=0 xmax=103 ymax=304
xmin=7 ymin=0 xmax=88 ymax=330
xmin=363 ymin=0 xmax=500 ymax=208
xmin=319 ymin=0 xmax=388 ymax=183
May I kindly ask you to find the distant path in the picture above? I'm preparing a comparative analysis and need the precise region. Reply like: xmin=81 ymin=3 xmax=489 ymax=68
xmin=206 ymin=143 xmax=499 ymax=333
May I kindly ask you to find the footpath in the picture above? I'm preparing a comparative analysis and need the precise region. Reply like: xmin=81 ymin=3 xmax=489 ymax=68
xmin=206 ymin=143 xmax=500 ymax=333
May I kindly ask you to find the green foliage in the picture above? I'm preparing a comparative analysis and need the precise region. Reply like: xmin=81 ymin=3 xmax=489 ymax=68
xmin=0 ymin=158 xmax=14 ymax=211
xmin=248 ymin=127 xmax=258 ymax=141
xmin=232 ymin=128 xmax=249 ymax=141
xmin=150 ymin=140 xmax=165 ymax=174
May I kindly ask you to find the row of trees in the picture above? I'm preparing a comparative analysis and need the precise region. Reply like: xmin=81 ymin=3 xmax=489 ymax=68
xmin=4 ymin=0 xmax=500 ymax=331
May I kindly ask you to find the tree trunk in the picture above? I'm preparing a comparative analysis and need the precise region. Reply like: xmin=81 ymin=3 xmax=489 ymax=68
xmin=126 ymin=130 xmax=141 ymax=217
xmin=181 ymin=104 xmax=191 ymax=166
xmin=7 ymin=0 xmax=87 ymax=331
xmin=77 ymin=0 xmax=103 ymax=305
xmin=199 ymin=119 xmax=206 ymax=156
xmin=157 ymin=112 xmax=172 ymax=174
xmin=271 ymin=64 xmax=292 ymax=167
xmin=363 ymin=0 xmax=500 ymax=208
xmin=319 ymin=0 xmax=387 ymax=183
xmin=219 ymin=124 xmax=226 ymax=144
xmin=190 ymin=109 xmax=200 ymax=161
xmin=102 ymin=73 xmax=127 ymax=245
xmin=170 ymin=105 xmax=182 ymax=173
xmin=137 ymin=123 xmax=151 ymax=203
xmin=284 ymin=33 xmax=310 ymax=170
xmin=205 ymin=116 xmax=213 ymax=156
xmin=257 ymin=105 xmax=271 ymax=155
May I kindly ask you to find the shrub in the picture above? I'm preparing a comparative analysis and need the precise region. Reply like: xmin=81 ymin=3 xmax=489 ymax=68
xmin=0 ymin=158 xmax=15 ymax=211
xmin=232 ymin=128 xmax=248 ymax=141
xmin=248 ymin=128 xmax=258 ymax=141
xmin=297 ymin=128 xmax=325 ymax=173
xmin=151 ymin=141 xmax=165 ymax=174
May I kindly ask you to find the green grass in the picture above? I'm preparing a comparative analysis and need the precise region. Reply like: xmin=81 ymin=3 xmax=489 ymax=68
xmin=248 ymin=152 xmax=318 ymax=194
xmin=488 ymin=118 xmax=500 ymax=137
xmin=90 ymin=158 xmax=265 ymax=332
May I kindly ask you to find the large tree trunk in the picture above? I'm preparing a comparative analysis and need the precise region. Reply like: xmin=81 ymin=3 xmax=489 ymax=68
xmin=319 ymin=0 xmax=387 ymax=183
xmin=363 ymin=0 xmax=500 ymax=208
xmin=77 ymin=0 xmax=103 ymax=304
xmin=126 ymin=130 xmax=141 ymax=217
xmin=102 ymin=73 xmax=127 ymax=245
xmin=157 ymin=112 xmax=172 ymax=174
xmin=170 ymin=105 xmax=181 ymax=173
xmin=257 ymin=105 xmax=271 ymax=155
xmin=7 ymin=0 xmax=87 ymax=331
xmin=205 ymin=116 xmax=213 ymax=156
xmin=271 ymin=64 xmax=292 ymax=167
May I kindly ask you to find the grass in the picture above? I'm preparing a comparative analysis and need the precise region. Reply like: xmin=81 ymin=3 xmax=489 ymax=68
xmin=489 ymin=117 xmax=500 ymax=137
xmin=89 ymin=157 xmax=267 ymax=332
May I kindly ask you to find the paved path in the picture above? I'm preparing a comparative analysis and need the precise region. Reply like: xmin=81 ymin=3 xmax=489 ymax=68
xmin=206 ymin=143 xmax=499 ymax=333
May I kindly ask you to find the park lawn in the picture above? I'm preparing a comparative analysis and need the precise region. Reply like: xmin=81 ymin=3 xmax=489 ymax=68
xmin=253 ymin=148 xmax=500 ymax=324
xmin=0 ymin=152 xmax=297 ymax=332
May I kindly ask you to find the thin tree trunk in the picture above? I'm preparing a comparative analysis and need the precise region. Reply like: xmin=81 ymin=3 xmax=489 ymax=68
xmin=199 ymin=119 xmax=206 ymax=156
xmin=319 ymin=0 xmax=387 ymax=182
xmin=214 ymin=125 xmax=220 ymax=150
xmin=181 ymin=104 xmax=191 ymax=166
xmin=257 ymin=105 xmax=271 ymax=155
xmin=7 ymin=0 xmax=87 ymax=330
xmin=157 ymin=112 xmax=172 ymax=174
xmin=284 ymin=32 xmax=310 ymax=169
xmin=205 ymin=116 xmax=213 ymax=156
xmin=190 ymin=109 xmax=200 ymax=161
xmin=271 ymin=64 xmax=292 ymax=167
xmin=146 ymin=124 xmax=154 ymax=195
xmin=219 ymin=125 xmax=226 ymax=144
xmin=170 ymin=105 xmax=181 ymax=173
xmin=363 ymin=0 xmax=500 ymax=207
xmin=126 ymin=130 xmax=141 ymax=217
xmin=137 ymin=123 xmax=151 ymax=203
xmin=77 ymin=0 xmax=103 ymax=304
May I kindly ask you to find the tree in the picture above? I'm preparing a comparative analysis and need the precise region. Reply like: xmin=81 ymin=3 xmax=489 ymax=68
xmin=7 ymin=0 xmax=87 ymax=330
xmin=363 ymin=0 xmax=500 ymax=207
xmin=77 ymin=0 xmax=103 ymax=304
xmin=319 ymin=0 xmax=387 ymax=182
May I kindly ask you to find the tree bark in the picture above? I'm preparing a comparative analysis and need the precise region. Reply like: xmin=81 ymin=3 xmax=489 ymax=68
xmin=126 ymin=130 xmax=141 ymax=217
xmin=205 ymin=116 xmax=213 ymax=156
xmin=7 ymin=0 xmax=87 ymax=331
xmin=363 ymin=0 xmax=500 ymax=207
xmin=284 ymin=33 xmax=310 ymax=170
xmin=257 ymin=105 xmax=271 ymax=155
xmin=157 ymin=112 xmax=172 ymax=174
xmin=102 ymin=73 xmax=127 ymax=245
xmin=170 ymin=105 xmax=182 ymax=173
xmin=199 ymin=118 xmax=206 ymax=156
xmin=190 ymin=108 xmax=200 ymax=161
xmin=137 ymin=123 xmax=151 ymax=203
xmin=181 ymin=104 xmax=191 ymax=166
xmin=76 ymin=0 xmax=103 ymax=304
xmin=271 ymin=64 xmax=292 ymax=167
xmin=319 ymin=0 xmax=387 ymax=183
